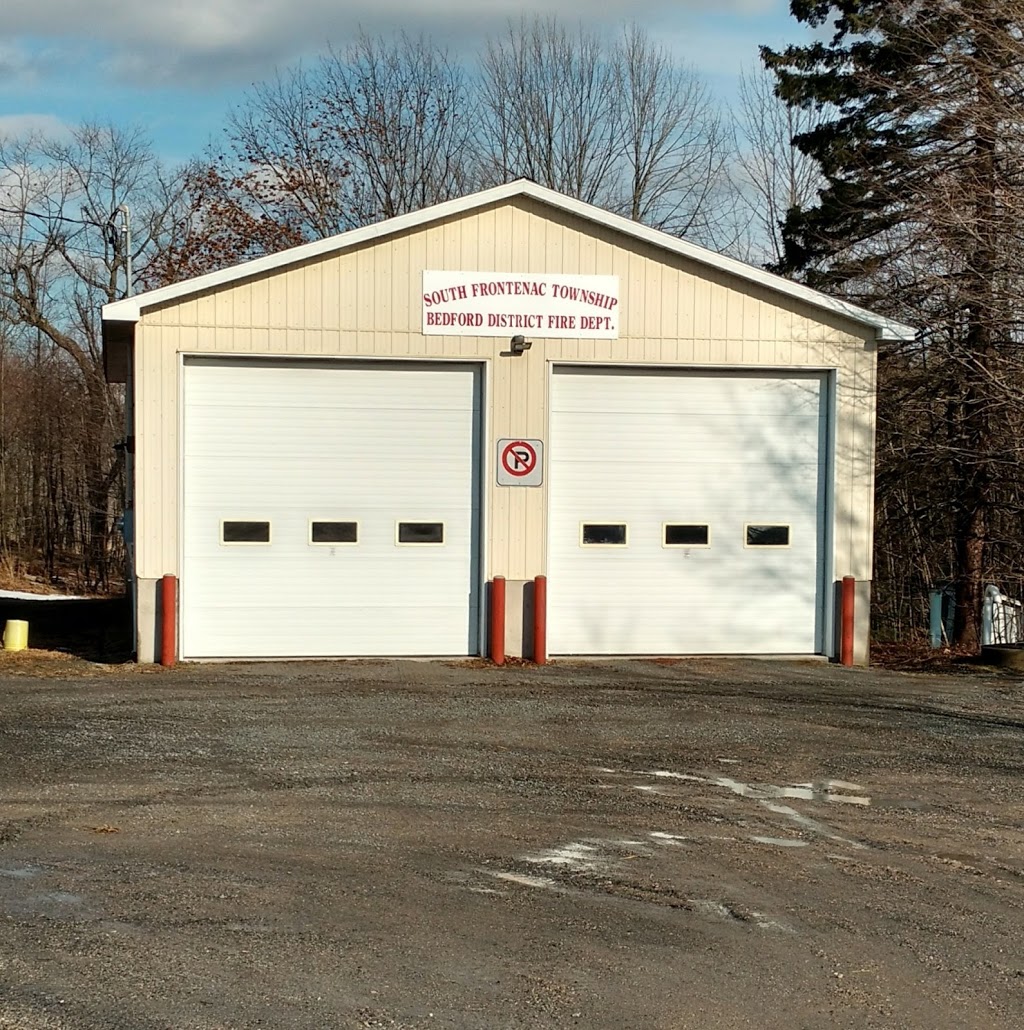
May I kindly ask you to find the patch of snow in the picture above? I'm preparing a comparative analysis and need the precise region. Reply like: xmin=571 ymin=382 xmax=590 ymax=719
xmin=750 ymin=836 xmax=809 ymax=848
xmin=649 ymin=832 xmax=688 ymax=844
xmin=491 ymin=872 xmax=557 ymax=889
xmin=0 ymin=589 xmax=88 ymax=601
xmin=523 ymin=842 xmax=604 ymax=872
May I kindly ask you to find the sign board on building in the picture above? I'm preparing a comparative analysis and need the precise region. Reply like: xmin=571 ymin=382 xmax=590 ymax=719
xmin=497 ymin=438 xmax=544 ymax=487
xmin=423 ymin=271 xmax=619 ymax=338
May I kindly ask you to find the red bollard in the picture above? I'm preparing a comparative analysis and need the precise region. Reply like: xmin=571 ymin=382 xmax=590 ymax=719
xmin=160 ymin=574 xmax=177 ymax=667
xmin=490 ymin=576 xmax=506 ymax=665
xmin=840 ymin=575 xmax=855 ymax=667
xmin=533 ymin=575 xmax=547 ymax=665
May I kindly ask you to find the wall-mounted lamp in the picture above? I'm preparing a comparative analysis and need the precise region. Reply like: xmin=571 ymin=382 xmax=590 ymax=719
xmin=510 ymin=334 xmax=533 ymax=355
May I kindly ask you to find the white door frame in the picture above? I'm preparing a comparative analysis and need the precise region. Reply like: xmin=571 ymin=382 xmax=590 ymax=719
xmin=544 ymin=361 xmax=837 ymax=656
xmin=177 ymin=353 xmax=489 ymax=659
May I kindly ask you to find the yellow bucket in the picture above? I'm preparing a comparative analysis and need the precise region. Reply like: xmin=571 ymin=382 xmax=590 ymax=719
xmin=3 ymin=619 xmax=28 ymax=652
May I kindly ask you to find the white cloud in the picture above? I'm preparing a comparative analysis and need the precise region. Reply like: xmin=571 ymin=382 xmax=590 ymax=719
xmin=0 ymin=42 xmax=37 ymax=85
xmin=7 ymin=0 xmax=780 ymax=88
xmin=0 ymin=113 xmax=71 ymax=139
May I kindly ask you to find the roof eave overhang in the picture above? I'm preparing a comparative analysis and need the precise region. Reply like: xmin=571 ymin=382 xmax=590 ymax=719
xmin=101 ymin=180 xmax=917 ymax=345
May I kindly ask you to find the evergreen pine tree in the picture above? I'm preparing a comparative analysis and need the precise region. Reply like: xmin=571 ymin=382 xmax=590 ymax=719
xmin=763 ymin=1 xmax=1024 ymax=651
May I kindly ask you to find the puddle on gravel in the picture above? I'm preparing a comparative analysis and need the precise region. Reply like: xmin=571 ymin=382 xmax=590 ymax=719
xmin=37 ymin=891 xmax=82 ymax=905
xmin=688 ymin=899 xmax=793 ymax=933
xmin=760 ymin=801 xmax=866 ymax=849
xmin=689 ymin=899 xmax=737 ymax=921
xmin=0 ymin=865 xmax=87 ymax=919
xmin=751 ymin=912 xmax=795 ymax=932
xmin=0 ymin=887 xmax=84 ymax=917
xmin=0 ymin=864 xmax=42 ymax=879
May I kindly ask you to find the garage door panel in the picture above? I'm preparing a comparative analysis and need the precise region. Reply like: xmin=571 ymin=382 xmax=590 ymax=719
xmin=551 ymin=422 xmax=822 ymax=465
xmin=547 ymin=559 xmax=821 ymax=594
xmin=188 ymin=605 xmax=478 ymax=659
xmin=186 ymin=414 xmax=471 ymax=456
xmin=184 ymin=505 xmax=477 ymax=544
xmin=548 ymin=605 xmax=818 ymax=655
xmin=549 ymin=369 xmax=827 ymax=655
xmin=550 ymin=504 xmax=821 ymax=530
xmin=551 ymin=471 xmax=821 ymax=505
xmin=182 ymin=360 xmax=481 ymax=659
xmin=552 ymin=372 xmax=822 ymax=414
xmin=185 ymin=482 xmax=476 ymax=513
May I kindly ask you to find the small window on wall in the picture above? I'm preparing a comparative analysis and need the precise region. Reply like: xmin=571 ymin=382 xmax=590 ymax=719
xmin=397 ymin=521 xmax=445 ymax=545
xmin=745 ymin=524 xmax=790 ymax=547
xmin=310 ymin=521 xmax=358 ymax=545
xmin=221 ymin=520 xmax=271 ymax=544
xmin=581 ymin=523 xmax=628 ymax=546
xmin=664 ymin=524 xmax=710 ymax=547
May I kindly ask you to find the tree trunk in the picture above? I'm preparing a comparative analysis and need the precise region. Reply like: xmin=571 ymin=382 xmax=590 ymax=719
xmin=953 ymin=500 xmax=987 ymax=651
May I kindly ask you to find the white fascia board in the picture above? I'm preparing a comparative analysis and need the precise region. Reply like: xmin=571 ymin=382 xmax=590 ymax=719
xmin=530 ymin=186 xmax=916 ymax=343
xmin=101 ymin=181 xmax=535 ymax=325
xmin=101 ymin=179 xmax=916 ymax=343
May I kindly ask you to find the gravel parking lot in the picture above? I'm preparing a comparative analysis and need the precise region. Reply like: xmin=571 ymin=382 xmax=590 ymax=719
xmin=1 ymin=656 xmax=1022 ymax=1029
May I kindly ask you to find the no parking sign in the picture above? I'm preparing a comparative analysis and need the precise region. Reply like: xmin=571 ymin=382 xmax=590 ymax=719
xmin=497 ymin=438 xmax=544 ymax=487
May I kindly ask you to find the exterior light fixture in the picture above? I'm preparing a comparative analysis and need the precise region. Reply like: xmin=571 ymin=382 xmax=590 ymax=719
xmin=510 ymin=335 xmax=533 ymax=355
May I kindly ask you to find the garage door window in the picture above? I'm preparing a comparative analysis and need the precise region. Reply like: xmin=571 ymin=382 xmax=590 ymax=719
xmin=221 ymin=520 xmax=271 ymax=545
xmin=663 ymin=524 xmax=710 ymax=547
xmin=397 ymin=521 xmax=445 ymax=545
xmin=745 ymin=524 xmax=790 ymax=547
xmin=310 ymin=520 xmax=358 ymax=545
xmin=581 ymin=523 xmax=628 ymax=546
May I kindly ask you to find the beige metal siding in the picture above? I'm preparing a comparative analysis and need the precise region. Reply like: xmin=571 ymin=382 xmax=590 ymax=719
xmin=133 ymin=197 xmax=876 ymax=599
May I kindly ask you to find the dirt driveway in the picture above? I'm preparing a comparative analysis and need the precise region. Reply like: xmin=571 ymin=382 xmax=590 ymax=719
xmin=1 ymin=656 xmax=1022 ymax=1029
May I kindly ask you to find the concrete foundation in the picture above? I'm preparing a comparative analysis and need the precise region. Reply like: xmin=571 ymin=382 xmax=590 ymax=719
xmin=136 ymin=577 xmax=159 ymax=664
xmin=135 ymin=574 xmax=871 ymax=665
xmin=501 ymin=579 xmax=536 ymax=660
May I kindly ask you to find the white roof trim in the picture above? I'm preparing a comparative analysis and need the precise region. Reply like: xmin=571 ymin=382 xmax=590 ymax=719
xmin=102 ymin=179 xmax=915 ymax=342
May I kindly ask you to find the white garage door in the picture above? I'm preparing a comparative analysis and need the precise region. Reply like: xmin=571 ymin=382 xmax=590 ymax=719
xmin=181 ymin=359 xmax=481 ymax=658
xmin=549 ymin=368 xmax=829 ymax=655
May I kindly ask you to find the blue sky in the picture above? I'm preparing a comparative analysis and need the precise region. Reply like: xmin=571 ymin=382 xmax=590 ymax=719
xmin=0 ymin=1 xmax=811 ymax=166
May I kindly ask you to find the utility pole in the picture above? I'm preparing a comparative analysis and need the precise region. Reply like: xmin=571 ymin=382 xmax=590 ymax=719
xmin=108 ymin=203 xmax=136 ymax=654
xmin=107 ymin=205 xmax=133 ymax=298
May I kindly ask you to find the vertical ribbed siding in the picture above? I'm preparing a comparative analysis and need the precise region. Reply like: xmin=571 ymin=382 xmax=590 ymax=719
xmin=133 ymin=197 xmax=876 ymax=591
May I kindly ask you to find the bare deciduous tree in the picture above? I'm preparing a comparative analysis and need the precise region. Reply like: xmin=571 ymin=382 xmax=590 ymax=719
xmin=734 ymin=64 xmax=827 ymax=266
xmin=0 ymin=123 xmax=187 ymax=589
xmin=479 ymin=18 xmax=621 ymax=205
xmin=221 ymin=67 xmax=354 ymax=240
xmin=478 ymin=19 xmax=735 ymax=246
xmin=614 ymin=24 xmax=734 ymax=241
xmin=321 ymin=31 xmax=480 ymax=224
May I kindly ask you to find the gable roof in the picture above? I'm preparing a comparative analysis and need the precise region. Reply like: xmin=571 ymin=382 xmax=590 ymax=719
xmin=102 ymin=179 xmax=915 ymax=343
